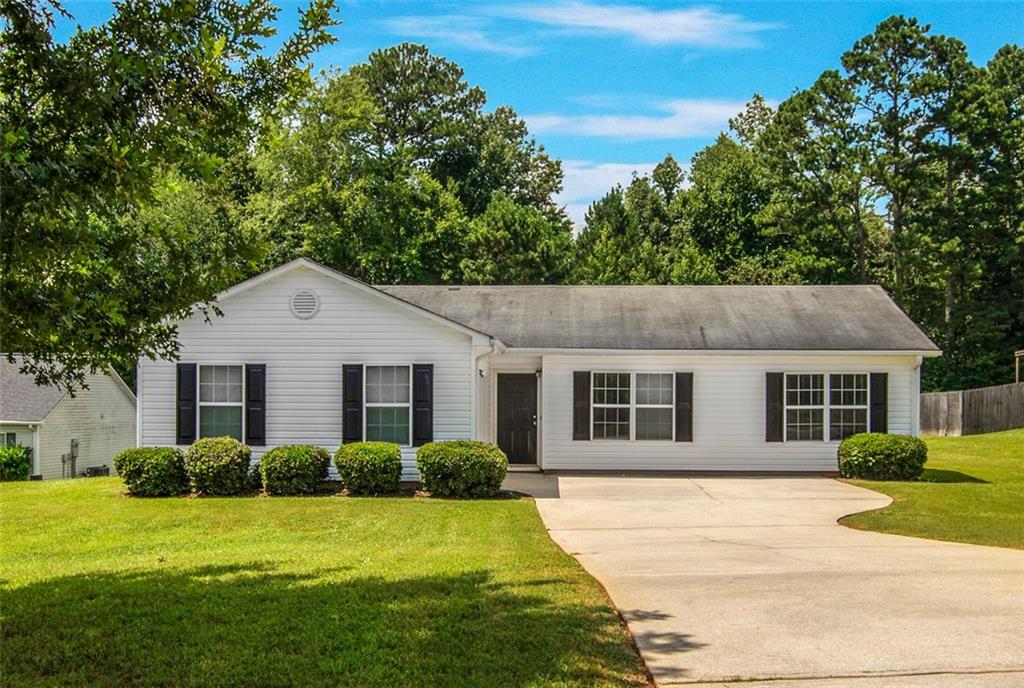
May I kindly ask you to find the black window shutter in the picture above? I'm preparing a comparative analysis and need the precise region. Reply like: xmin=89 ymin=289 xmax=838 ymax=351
xmin=573 ymin=371 xmax=591 ymax=440
xmin=176 ymin=363 xmax=197 ymax=445
xmin=675 ymin=372 xmax=694 ymax=442
xmin=342 ymin=364 xmax=363 ymax=443
xmin=412 ymin=364 xmax=434 ymax=446
xmin=245 ymin=364 xmax=266 ymax=446
xmin=765 ymin=372 xmax=784 ymax=442
xmin=870 ymin=373 xmax=888 ymax=433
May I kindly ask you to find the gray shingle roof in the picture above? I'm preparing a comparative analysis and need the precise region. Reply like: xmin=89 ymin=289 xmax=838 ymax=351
xmin=0 ymin=357 xmax=67 ymax=422
xmin=376 ymin=284 xmax=939 ymax=352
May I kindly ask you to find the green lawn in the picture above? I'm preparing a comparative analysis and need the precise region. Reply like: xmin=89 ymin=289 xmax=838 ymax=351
xmin=841 ymin=429 xmax=1024 ymax=549
xmin=0 ymin=479 xmax=649 ymax=688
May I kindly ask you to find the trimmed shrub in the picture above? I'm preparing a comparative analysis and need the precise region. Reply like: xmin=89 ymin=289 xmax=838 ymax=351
xmin=0 ymin=445 xmax=32 ymax=481
xmin=334 ymin=442 xmax=401 ymax=495
xmin=184 ymin=436 xmax=251 ymax=496
xmin=113 ymin=447 xmax=187 ymax=497
xmin=260 ymin=445 xmax=330 ymax=495
xmin=416 ymin=440 xmax=508 ymax=498
xmin=838 ymin=432 xmax=927 ymax=481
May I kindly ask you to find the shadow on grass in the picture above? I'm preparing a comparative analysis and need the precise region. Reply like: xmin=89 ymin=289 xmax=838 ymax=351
xmin=1 ymin=563 xmax=646 ymax=688
xmin=919 ymin=468 xmax=988 ymax=484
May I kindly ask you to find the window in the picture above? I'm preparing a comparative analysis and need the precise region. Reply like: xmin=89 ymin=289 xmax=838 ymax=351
xmin=365 ymin=365 xmax=411 ymax=444
xmin=592 ymin=372 xmax=630 ymax=439
xmin=785 ymin=374 xmax=824 ymax=441
xmin=199 ymin=365 xmax=243 ymax=441
xmin=635 ymin=373 xmax=674 ymax=440
xmin=2 ymin=432 xmax=16 ymax=447
xmin=592 ymin=372 xmax=675 ymax=441
xmin=829 ymin=374 xmax=868 ymax=440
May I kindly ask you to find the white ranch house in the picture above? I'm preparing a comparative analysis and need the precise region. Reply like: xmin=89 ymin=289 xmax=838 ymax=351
xmin=137 ymin=259 xmax=940 ymax=477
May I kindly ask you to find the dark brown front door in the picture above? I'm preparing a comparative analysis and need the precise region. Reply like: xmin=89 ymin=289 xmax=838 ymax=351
xmin=497 ymin=374 xmax=537 ymax=465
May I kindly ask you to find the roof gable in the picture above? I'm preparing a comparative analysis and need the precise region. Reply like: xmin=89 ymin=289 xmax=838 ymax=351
xmin=213 ymin=259 xmax=493 ymax=341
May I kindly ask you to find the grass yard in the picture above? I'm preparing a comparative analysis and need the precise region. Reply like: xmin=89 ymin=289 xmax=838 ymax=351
xmin=841 ymin=429 xmax=1024 ymax=549
xmin=0 ymin=479 xmax=649 ymax=688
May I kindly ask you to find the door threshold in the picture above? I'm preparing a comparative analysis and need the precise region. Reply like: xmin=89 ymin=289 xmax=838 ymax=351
xmin=507 ymin=465 xmax=541 ymax=473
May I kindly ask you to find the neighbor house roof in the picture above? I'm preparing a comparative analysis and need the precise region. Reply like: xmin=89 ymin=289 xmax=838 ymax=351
xmin=0 ymin=358 xmax=67 ymax=423
xmin=376 ymin=284 xmax=939 ymax=352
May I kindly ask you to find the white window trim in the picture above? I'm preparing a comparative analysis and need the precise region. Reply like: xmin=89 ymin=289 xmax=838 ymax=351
xmin=197 ymin=363 xmax=246 ymax=441
xmin=363 ymin=364 xmax=413 ymax=447
xmin=827 ymin=372 xmax=870 ymax=442
xmin=783 ymin=372 xmax=870 ymax=443
xmin=591 ymin=371 xmax=676 ymax=442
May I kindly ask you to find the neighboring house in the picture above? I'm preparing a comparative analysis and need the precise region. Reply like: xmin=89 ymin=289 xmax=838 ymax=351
xmin=0 ymin=358 xmax=137 ymax=479
xmin=137 ymin=258 xmax=940 ymax=477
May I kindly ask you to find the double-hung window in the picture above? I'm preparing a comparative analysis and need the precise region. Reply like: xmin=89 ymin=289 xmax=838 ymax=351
xmin=592 ymin=373 xmax=631 ymax=439
xmin=592 ymin=372 xmax=675 ymax=441
xmin=199 ymin=365 xmax=244 ymax=441
xmin=829 ymin=374 xmax=868 ymax=440
xmin=785 ymin=374 xmax=824 ymax=441
xmin=635 ymin=373 xmax=674 ymax=440
xmin=365 ymin=365 xmax=411 ymax=444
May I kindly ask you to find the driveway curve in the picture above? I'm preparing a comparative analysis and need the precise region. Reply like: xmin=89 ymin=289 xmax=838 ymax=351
xmin=504 ymin=474 xmax=1024 ymax=687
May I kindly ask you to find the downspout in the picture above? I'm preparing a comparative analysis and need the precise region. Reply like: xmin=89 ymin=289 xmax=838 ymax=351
xmin=30 ymin=423 xmax=40 ymax=478
xmin=471 ymin=337 xmax=502 ymax=440
xmin=911 ymin=356 xmax=923 ymax=436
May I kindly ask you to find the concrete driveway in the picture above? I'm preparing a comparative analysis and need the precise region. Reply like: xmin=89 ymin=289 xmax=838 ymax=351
xmin=504 ymin=474 xmax=1024 ymax=687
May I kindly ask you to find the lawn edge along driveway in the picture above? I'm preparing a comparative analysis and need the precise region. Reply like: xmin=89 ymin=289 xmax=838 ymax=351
xmin=841 ymin=429 xmax=1024 ymax=549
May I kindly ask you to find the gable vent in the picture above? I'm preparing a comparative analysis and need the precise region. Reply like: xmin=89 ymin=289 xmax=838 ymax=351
xmin=290 ymin=289 xmax=320 ymax=319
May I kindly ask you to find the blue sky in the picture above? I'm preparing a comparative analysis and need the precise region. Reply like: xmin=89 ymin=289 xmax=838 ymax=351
xmin=58 ymin=1 xmax=1023 ymax=223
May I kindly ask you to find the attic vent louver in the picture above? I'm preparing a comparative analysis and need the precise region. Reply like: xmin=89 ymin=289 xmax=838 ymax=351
xmin=290 ymin=289 xmax=320 ymax=319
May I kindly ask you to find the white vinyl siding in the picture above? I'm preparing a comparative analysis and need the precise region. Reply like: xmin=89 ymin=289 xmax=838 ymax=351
xmin=541 ymin=353 xmax=918 ymax=472
xmin=138 ymin=265 xmax=474 ymax=478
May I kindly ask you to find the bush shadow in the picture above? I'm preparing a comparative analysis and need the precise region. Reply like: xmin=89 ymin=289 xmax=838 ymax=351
xmin=1 ymin=562 xmax=645 ymax=687
xmin=919 ymin=468 xmax=988 ymax=484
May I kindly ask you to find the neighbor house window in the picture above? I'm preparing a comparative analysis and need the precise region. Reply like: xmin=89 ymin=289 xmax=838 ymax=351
xmin=2 ymin=432 xmax=16 ymax=447
xmin=785 ymin=374 xmax=824 ymax=441
xmin=829 ymin=374 xmax=868 ymax=440
xmin=635 ymin=373 xmax=674 ymax=440
xmin=592 ymin=372 xmax=631 ymax=440
xmin=199 ymin=365 xmax=243 ymax=441
xmin=365 ymin=365 xmax=411 ymax=444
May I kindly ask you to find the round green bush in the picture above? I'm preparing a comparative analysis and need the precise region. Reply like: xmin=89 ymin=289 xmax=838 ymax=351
xmin=113 ymin=447 xmax=187 ymax=496
xmin=334 ymin=442 xmax=401 ymax=495
xmin=838 ymin=432 xmax=927 ymax=480
xmin=260 ymin=445 xmax=330 ymax=495
xmin=0 ymin=445 xmax=32 ymax=481
xmin=416 ymin=440 xmax=508 ymax=498
xmin=184 ymin=437 xmax=252 ymax=496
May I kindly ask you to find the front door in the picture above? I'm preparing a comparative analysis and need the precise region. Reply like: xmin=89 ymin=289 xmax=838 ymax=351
xmin=496 ymin=374 xmax=537 ymax=465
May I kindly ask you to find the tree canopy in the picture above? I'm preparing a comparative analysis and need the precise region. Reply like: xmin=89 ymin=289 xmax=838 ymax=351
xmin=3 ymin=9 xmax=1019 ymax=392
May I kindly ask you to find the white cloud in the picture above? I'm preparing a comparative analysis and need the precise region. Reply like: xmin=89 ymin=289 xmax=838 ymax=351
xmin=496 ymin=2 xmax=776 ymax=48
xmin=557 ymin=159 xmax=659 ymax=227
xmin=528 ymin=98 xmax=748 ymax=140
xmin=381 ymin=16 xmax=534 ymax=57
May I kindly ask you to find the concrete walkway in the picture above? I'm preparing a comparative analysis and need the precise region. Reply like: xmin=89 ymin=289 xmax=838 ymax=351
xmin=503 ymin=474 xmax=1024 ymax=687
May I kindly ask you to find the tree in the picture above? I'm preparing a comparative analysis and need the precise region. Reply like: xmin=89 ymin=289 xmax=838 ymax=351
xmin=1 ymin=0 xmax=338 ymax=389
xmin=459 ymin=193 xmax=573 ymax=284
xmin=249 ymin=46 xmax=567 ymax=284
xmin=682 ymin=134 xmax=780 ymax=277
xmin=351 ymin=43 xmax=564 ymax=219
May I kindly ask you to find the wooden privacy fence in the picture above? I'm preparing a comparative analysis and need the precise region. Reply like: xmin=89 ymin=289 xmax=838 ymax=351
xmin=921 ymin=382 xmax=1024 ymax=436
